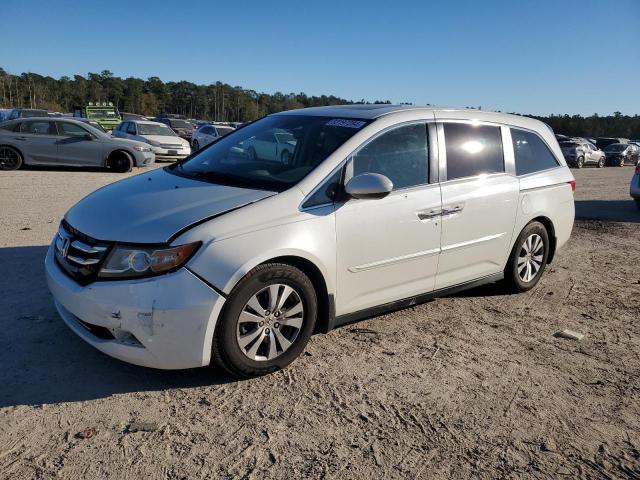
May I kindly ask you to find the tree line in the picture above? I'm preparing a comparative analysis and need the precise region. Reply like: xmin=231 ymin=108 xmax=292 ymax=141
xmin=1 ymin=67 xmax=638 ymax=138
xmin=0 ymin=68 xmax=390 ymax=123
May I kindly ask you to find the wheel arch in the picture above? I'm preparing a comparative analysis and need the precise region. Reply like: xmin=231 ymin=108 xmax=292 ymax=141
xmin=0 ymin=143 xmax=25 ymax=164
xmin=218 ymin=252 xmax=333 ymax=335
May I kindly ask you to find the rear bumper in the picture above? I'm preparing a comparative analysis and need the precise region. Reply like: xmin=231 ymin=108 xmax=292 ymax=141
xmin=45 ymin=242 xmax=225 ymax=369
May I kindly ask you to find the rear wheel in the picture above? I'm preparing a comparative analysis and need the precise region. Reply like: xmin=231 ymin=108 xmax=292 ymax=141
xmin=576 ymin=156 xmax=584 ymax=169
xmin=597 ymin=157 xmax=605 ymax=168
xmin=504 ymin=221 xmax=550 ymax=292
xmin=0 ymin=146 xmax=23 ymax=171
xmin=106 ymin=151 xmax=133 ymax=173
xmin=211 ymin=263 xmax=317 ymax=378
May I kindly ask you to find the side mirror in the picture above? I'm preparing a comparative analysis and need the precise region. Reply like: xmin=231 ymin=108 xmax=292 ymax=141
xmin=84 ymin=133 xmax=94 ymax=141
xmin=345 ymin=173 xmax=393 ymax=200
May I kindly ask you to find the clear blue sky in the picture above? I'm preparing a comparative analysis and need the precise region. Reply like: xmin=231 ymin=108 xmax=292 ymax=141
xmin=1 ymin=0 xmax=639 ymax=116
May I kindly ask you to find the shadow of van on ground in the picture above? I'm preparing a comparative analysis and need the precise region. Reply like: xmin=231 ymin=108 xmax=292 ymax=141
xmin=0 ymin=245 xmax=234 ymax=408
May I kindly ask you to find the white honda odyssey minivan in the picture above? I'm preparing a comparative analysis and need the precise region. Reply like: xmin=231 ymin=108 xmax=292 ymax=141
xmin=46 ymin=105 xmax=575 ymax=377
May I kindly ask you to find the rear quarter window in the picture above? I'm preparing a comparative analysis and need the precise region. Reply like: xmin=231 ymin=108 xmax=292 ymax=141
xmin=511 ymin=128 xmax=560 ymax=176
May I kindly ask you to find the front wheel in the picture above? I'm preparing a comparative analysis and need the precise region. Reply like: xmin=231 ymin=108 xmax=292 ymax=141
xmin=106 ymin=151 xmax=133 ymax=173
xmin=504 ymin=221 xmax=550 ymax=292
xmin=597 ymin=157 xmax=605 ymax=168
xmin=211 ymin=263 xmax=317 ymax=378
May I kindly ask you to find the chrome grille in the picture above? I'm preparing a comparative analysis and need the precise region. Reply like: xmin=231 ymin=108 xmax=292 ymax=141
xmin=160 ymin=144 xmax=183 ymax=149
xmin=54 ymin=221 xmax=112 ymax=285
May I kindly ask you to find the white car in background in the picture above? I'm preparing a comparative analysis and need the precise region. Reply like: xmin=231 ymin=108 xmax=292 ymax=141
xmin=113 ymin=120 xmax=191 ymax=161
xmin=191 ymin=124 xmax=235 ymax=151
xmin=242 ymin=129 xmax=297 ymax=164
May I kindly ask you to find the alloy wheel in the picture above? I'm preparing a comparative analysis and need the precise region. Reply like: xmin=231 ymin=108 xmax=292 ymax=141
xmin=236 ymin=284 xmax=304 ymax=361
xmin=517 ymin=234 xmax=544 ymax=283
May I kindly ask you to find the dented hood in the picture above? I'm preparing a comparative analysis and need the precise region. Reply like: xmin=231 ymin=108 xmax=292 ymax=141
xmin=65 ymin=167 xmax=275 ymax=243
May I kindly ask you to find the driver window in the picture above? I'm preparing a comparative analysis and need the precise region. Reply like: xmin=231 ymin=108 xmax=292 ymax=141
xmin=351 ymin=123 xmax=429 ymax=190
xmin=127 ymin=123 xmax=137 ymax=135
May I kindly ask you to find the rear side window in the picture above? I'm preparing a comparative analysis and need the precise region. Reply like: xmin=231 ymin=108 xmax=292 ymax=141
xmin=511 ymin=128 xmax=559 ymax=176
xmin=443 ymin=123 xmax=504 ymax=180
xmin=20 ymin=120 xmax=54 ymax=135
xmin=352 ymin=123 xmax=429 ymax=190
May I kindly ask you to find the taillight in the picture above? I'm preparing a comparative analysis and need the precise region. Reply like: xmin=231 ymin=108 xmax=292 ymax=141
xmin=568 ymin=180 xmax=576 ymax=192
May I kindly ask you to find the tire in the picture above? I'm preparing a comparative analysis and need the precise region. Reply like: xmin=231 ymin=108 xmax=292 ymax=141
xmin=247 ymin=147 xmax=257 ymax=161
xmin=619 ymin=158 xmax=625 ymax=167
xmin=211 ymin=263 xmax=318 ymax=378
xmin=576 ymin=156 xmax=584 ymax=169
xmin=281 ymin=150 xmax=291 ymax=165
xmin=192 ymin=139 xmax=200 ymax=152
xmin=0 ymin=146 xmax=23 ymax=171
xmin=504 ymin=221 xmax=550 ymax=292
xmin=597 ymin=157 xmax=605 ymax=168
xmin=106 ymin=151 xmax=133 ymax=173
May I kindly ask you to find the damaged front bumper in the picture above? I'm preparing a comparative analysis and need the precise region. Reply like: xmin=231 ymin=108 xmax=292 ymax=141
xmin=45 ymin=242 xmax=225 ymax=369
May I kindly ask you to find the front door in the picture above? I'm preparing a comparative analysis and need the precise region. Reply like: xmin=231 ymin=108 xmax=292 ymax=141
xmin=56 ymin=121 xmax=104 ymax=166
xmin=335 ymin=122 xmax=441 ymax=316
xmin=435 ymin=121 xmax=519 ymax=290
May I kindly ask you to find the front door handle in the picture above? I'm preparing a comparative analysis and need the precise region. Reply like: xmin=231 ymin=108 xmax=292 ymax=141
xmin=442 ymin=205 xmax=464 ymax=216
xmin=13 ymin=136 xmax=27 ymax=141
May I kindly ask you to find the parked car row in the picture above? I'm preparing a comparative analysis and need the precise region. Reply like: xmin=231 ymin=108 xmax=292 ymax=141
xmin=556 ymin=134 xmax=640 ymax=167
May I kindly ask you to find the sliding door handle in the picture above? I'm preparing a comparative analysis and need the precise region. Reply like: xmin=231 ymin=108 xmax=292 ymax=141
xmin=417 ymin=209 xmax=441 ymax=220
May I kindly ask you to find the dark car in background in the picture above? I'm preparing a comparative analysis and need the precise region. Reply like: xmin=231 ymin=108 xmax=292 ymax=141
xmin=6 ymin=108 xmax=49 ymax=120
xmin=559 ymin=140 xmax=606 ymax=168
xmin=604 ymin=143 xmax=640 ymax=167
xmin=595 ymin=137 xmax=629 ymax=150
xmin=155 ymin=117 xmax=195 ymax=140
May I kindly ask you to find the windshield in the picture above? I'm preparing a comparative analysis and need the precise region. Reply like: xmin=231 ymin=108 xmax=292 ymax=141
xmin=21 ymin=110 xmax=48 ymax=118
xmin=172 ymin=115 xmax=370 ymax=191
xmin=216 ymin=127 xmax=234 ymax=136
xmin=169 ymin=120 xmax=193 ymax=129
xmin=604 ymin=144 xmax=627 ymax=152
xmin=88 ymin=109 xmax=118 ymax=119
xmin=138 ymin=123 xmax=177 ymax=136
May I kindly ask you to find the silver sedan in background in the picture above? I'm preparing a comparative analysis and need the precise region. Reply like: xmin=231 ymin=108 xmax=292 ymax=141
xmin=0 ymin=118 xmax=155 ymax=172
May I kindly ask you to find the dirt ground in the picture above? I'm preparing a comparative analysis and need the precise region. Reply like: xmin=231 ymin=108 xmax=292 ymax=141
xmin=0 ymin=164 xmax=639 ymax=479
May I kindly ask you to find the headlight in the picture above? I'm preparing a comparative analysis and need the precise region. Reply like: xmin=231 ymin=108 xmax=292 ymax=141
xmin=132 ymin=145 xmax=152 ymax=152
xmin=98 ymin=242 xmax=201 ymax=279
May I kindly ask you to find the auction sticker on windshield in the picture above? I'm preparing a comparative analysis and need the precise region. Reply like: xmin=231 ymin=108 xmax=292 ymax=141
xmin=325 ymin=119 xmax=366 ymax=129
